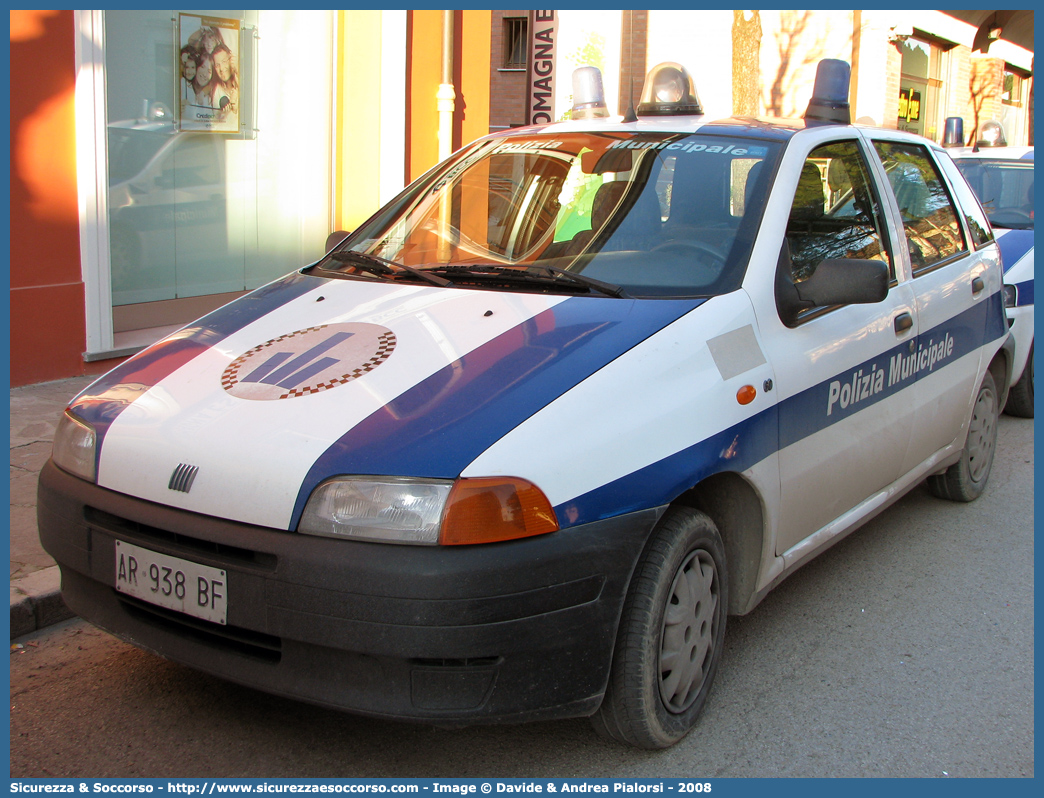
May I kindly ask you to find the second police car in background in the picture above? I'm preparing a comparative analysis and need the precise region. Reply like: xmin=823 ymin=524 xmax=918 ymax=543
xmin=948 ymin=138 xmax=1033 ymax=417
xmin=39 ymin=60 xmax=1012 ymax=749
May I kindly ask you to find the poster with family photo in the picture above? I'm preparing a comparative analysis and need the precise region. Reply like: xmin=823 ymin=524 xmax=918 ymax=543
xmin=178 ymin=14 xmax=241 ymax=133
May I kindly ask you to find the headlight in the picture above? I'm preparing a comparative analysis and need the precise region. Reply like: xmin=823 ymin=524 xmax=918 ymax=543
xmin=1003 ymin=284 xmax=1018 ymax=309
xmin=299 ymin=478 xmax=453 ymax=545
xmin=298 ymin=476 xmax=559 ymax=546
xmin=52 ymin=411 xmax=97 ymax=482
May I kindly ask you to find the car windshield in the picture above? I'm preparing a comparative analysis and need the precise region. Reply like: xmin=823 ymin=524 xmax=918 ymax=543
xmin=954 ymin=157 xmax=1034 ymax=230
xmin=323 ymin=131 xmax=782 ymax=297
xmin=108 ymin=127 xmax=178 ymax=184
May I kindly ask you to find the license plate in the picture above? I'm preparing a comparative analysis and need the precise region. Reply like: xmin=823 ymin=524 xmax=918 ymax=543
xmin=114 ymin=540 xmax=227 ymax=625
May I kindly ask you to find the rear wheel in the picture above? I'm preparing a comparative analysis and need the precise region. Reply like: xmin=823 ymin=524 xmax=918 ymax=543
xmin=593 ymin=507 xmax=727 ymax=749
xmin=927 ymin=370 xmax=999 ymax=502
xmin=1004 ymin=343 xmax=1033 ymax=418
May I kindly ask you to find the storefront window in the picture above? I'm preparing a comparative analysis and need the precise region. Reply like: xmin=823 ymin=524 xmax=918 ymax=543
xmin=103 ymin=10 xmax=334 ymax=338
xmin=898 ymin=37 xmax=945 ymax=141
xmin=1002 ymin=69 xmax=1023 ymax=105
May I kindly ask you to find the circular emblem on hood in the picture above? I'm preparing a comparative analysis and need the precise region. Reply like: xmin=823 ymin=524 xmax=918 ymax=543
xmin=222 ymin=323 xmax=396 ymax=400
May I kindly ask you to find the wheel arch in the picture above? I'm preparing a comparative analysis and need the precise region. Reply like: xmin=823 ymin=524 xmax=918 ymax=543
xmin=674 ymin=472 xmax=766 ymax=616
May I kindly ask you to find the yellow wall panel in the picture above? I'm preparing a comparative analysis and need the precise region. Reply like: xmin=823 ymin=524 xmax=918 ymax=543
xmin=337 ymin=10 xmax=383 ymax=231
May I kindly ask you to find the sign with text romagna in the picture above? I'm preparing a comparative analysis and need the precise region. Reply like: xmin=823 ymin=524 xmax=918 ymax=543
xmin=528 ymin=10 xmax=558 ymax=125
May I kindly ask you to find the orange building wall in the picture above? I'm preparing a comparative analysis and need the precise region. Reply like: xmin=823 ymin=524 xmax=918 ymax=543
xmin=407 ymin=10 xmax=443 ymax=182
xmin=459 ymin=11 xmax=492 ymax=149
xmin=9 ymin=10 xmax=87 ymax=386
xmin=407 ymin=10 xmax=490 ymax=183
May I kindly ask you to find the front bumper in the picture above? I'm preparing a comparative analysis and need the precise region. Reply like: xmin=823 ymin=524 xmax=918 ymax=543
xmin=1006 ymin=303 xmax=1033 ymax=383
xmin=38 ymin=461 xmax=661 ymax=723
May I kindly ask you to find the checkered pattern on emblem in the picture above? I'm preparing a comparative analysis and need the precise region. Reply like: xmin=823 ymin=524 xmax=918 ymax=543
xmin=220 ymin=324 xmax=330 ymax=391
xmin=220 ymin=325 xmax=397 ymax=399
xmin=280 ymin=331 xmax=397 ymax=398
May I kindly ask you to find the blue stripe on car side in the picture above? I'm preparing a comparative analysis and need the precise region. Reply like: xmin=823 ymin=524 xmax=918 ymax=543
xmin=1014 ymin=279 xmax=1034 ymax=307
xmin=778 ymin=289 xmax=1004 ymax=449
xmin=996 ymin=229 xmax=1033 ymax=273
xmin=557 ymin=291 xmax=1008 ymax=529
xmin=556 ymin=406 xmax=778 ymax=528
xmin=71 ymin=271 xmax=323 ymax=445
xmin=290 ymin=296 xmax=705 ymax=528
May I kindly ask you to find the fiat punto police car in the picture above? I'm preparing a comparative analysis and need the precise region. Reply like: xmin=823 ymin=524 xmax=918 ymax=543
xmin=40 ymin=60 xmax=1012 ymax=749
xmin=951 ymin=142 xmax=1033 ymax=417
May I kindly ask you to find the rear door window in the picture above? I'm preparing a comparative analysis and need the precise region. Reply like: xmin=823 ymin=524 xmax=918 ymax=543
xmin=872 ymin=141 xmax=967 ymax=273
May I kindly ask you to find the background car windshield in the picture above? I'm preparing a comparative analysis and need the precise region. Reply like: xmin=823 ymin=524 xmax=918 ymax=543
xmin=108 ymin=127 xmax=176 ymax=184
xmin=954 ymin=158 xmax=1034 ymax=230
xmin=345 ymin=132 xmax=781 ymax=297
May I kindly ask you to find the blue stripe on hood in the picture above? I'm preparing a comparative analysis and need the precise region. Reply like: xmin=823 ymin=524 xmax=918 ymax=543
xmin=290 ymin=296 xmax=704 ymax=528
xmin=996 ymin=229 xmax=1033 ymax=273
xmin=71 ymin=271 xmax=323 ymax=445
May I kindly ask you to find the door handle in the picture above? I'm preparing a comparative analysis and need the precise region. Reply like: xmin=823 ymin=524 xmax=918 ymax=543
xmin=972 ymin=276 xmax=985 ymax=295
xmin=894 ymin=312 xmax=914 ymax=335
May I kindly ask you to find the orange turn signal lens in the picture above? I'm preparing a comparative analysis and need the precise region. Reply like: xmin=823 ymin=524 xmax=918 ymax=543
xmin=440 ymin=477 xmax=559 ymax=545
xmin=736 ymin=384 xmax=757 ymax=405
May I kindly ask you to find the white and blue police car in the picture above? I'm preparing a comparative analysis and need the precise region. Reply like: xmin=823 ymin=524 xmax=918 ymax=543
xmin=949 ymin=139 xmax=1033 ymax=417
xmin=40 ymin=60 xmax=1012 ymax=749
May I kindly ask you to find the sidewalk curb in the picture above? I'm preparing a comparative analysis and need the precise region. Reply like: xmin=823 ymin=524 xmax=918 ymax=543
xmin=10 ymin=565 xmax=73 ymax=639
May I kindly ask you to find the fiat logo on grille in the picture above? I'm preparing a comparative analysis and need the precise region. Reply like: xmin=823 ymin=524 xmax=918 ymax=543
xmin=168 ymin=463 xmax=199 ymax=493
xmin=221 ymin=322 xmax=397 ymax=401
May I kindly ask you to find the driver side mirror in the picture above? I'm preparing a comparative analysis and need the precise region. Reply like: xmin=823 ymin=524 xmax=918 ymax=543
xmin=776 ymin=241 xmax=888 ymax=327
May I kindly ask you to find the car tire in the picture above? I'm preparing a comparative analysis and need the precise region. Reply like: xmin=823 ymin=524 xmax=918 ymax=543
xmin=592 ymin=507 xmax=727 ymax=749
xmin=927 ymin=370 xmax=1000 ymax=502
xmin=1004 ymin=343 xmax=1033 ymax=418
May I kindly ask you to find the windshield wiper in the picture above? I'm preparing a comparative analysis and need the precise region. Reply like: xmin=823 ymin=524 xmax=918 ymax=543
xmin=534 ymin=265 xmax=628 ymax=298
xmin=426 ymin=263 xmax=627 ymax=298
xmin=328 ymin=250 xmax=452 ymax=287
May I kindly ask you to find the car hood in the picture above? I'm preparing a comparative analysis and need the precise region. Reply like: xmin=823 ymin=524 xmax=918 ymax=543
xmin=994 ymin=227 xmax=1034 ymax=275
xmin=70 ymin=271 xmax=703 ymax=530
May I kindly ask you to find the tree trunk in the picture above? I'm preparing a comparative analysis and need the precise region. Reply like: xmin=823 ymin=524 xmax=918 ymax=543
xmin=732 ymin=10 xmax=762 ymax=117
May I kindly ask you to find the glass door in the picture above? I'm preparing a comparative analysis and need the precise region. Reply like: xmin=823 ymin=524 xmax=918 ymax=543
xmin=103 ymin=9 xmax=334 ymax=338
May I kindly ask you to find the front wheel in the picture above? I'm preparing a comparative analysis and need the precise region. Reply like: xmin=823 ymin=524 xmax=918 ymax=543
xmin=593 ymin=507 xmax=727 ymax=749
xmin=927 ymin=370 xmax=1000 ymax=502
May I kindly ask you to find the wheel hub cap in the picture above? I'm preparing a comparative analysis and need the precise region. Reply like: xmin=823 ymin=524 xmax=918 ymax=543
xmin=967 ymin=385 xmax=997 ymax=482
xmin=659 ymin=549 xmax=718 ymax=713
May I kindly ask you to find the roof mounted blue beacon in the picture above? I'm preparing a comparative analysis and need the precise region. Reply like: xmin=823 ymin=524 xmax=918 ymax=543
xmin=943 ymin=117 xmax=965 ymax=147
xmin=570 ymin=66 xmax=610 ymax=120
xmin=804 ymin=59 xmax=851 ymax=125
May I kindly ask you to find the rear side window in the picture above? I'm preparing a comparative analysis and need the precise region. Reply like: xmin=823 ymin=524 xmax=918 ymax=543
xmin=941 ymin=156 xmax=995 ymax=246
xmin=872 ymin=141 xmax=967 ymax=273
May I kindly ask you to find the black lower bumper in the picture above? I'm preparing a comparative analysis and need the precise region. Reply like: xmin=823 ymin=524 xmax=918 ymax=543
xmin=38 ymin=461 xmax=662 ymax=723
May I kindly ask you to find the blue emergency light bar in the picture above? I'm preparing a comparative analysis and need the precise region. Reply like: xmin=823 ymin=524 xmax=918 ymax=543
xmin=570 ymin=66 xmax=610 ymax=120
xmin=804 ymin=59 xmax=851 ymax=124
xmin=943 ymin=117 xmax=965 ymax=147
